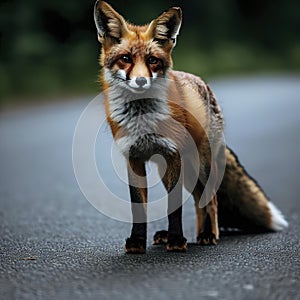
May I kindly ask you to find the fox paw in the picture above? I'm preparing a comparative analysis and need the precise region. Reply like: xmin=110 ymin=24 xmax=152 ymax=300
xmin=153 ymin=230 xmax=168 ymax=245
xmin=125 ymin=236 xmax=146 ymax=254
xmin=166 ymin=235 xmax=187 ymax=252
xmin=197 ymin=232 xmax=217 ymax=246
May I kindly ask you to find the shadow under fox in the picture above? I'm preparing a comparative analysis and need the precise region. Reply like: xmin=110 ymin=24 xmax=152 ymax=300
xmin=93 ymin=1 xmax=288 ymax=253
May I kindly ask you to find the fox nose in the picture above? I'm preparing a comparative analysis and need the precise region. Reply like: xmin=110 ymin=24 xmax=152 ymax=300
xmin=135 ymin=77 xmax=147 ymax=87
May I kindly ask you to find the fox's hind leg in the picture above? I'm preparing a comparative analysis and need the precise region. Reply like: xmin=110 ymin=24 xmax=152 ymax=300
xmin=193 ymin=180 xmax=219 ymax=246
xmin=153 ymin=230 xmax=168 ymax=245
xmin=195 ymin=195 xmax=219 ymax=245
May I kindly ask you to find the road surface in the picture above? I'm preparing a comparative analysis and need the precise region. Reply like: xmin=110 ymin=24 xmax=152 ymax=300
xmin=1 ymin=75 xmax=300 ymax=299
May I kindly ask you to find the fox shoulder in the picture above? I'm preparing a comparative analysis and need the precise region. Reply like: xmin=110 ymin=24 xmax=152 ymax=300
xmin=171 ymin=70 xmax=224 ymax=122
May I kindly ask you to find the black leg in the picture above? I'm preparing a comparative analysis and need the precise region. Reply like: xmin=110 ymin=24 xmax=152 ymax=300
xmin=125 ymin=159 xmax=147 ymax=254
xmin=161 ymin=153 xmax=187 ymax=252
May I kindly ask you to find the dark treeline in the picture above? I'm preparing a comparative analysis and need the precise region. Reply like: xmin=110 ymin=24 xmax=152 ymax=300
xmin=1 ymin=0 xmax=299 ymax=101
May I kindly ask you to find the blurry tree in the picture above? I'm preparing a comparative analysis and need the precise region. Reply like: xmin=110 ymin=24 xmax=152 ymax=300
xmin=0 ymin=0 xmax=299 ymax=104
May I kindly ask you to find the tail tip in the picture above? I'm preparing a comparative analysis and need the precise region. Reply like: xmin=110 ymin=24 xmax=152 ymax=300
xmin=268 ymin=202 xmax=288 ymax=231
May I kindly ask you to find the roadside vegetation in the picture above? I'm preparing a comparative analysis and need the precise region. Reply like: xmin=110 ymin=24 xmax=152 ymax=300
xmin=1 ymin=0 xmax=299 ymax=106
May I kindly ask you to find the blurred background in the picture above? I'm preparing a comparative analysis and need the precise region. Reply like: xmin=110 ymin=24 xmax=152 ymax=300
xmin=1 ymin=0 xmax=299 ymax=108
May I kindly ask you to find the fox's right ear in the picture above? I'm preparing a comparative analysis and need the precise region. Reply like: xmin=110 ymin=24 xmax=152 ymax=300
xmin=94 ymin=1 xmax=129 ymax=43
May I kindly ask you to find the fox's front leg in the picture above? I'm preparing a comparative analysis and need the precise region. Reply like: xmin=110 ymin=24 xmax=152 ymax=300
xmin=162 ymin=153 xmax=187 ymax=252
xmin=125 ymin=159 xmax=147 ymax=254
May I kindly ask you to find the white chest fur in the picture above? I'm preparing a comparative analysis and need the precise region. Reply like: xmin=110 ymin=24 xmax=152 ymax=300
xmin=108 ymin=88 xmax=177 ymax=157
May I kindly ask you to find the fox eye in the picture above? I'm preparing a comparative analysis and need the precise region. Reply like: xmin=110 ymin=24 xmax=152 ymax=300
xmin=120 ymin=54 xmax=132 ymax=64
xmin=147 ymin=56 xmax=159 ymax=65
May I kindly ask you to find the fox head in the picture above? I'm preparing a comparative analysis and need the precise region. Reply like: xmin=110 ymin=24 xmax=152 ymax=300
xmin=94 ymin=1 xmax=182 ymax=93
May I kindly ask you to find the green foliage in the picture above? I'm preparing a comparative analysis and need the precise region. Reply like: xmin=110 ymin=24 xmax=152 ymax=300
xmin=0 ymin=0 xmax=299 ymax=103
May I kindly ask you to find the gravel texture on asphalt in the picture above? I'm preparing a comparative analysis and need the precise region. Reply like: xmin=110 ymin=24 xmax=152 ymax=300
xmin=1 ymin=75 xmax=299 ymax=300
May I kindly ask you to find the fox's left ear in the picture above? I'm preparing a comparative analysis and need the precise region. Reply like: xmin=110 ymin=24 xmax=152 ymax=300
xmin=146 ymin=7 xmax=182 ymax=47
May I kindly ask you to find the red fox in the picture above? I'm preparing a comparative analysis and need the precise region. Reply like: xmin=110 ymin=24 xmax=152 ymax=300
xmin=93 ymin=1 xmax=288 ymax=253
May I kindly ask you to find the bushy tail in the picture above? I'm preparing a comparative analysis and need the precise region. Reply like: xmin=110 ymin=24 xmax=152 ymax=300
xmin=217 ymin=147 xmax=288 ymax=232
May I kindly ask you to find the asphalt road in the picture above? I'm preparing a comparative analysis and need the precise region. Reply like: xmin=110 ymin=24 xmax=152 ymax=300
xmin=1 ymin=74 xmax=300 ymax=300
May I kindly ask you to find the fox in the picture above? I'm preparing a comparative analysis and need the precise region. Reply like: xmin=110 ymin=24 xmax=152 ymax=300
xmin=93 ymin=1 xmax=288 ymax=253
